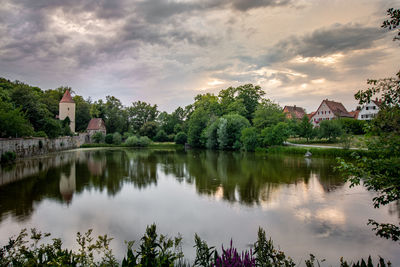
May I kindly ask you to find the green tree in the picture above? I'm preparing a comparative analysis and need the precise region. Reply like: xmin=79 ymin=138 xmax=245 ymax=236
xmin=41 ymin=87 xmax=65 ymax=117
xmin=217 ymin=118 xmax=228 ymax=150
xmin=90 ymin=99 xmax=106 ymax=119
xmin=193 ymin=93 xmax=221 ymax=117
xmin=205 ymin=119 xmax=220 ymax=149
xmin=128 ymin=101 xmax=159 ymax=133
xmin=382 ymin=8 xmax=400 ymax=41
xmin=0 ymin=101 xmax=34 ymax=137
xmin=140 ymin=121 xmax=158 ymax=139
xmin=298 ymin=115 xmax=315 ymax=141
xmin=261 ymin=122 xmax=290 ymax=146
xmin=236 ymin=84 xmax=265 ymax=121
xmin=241 ymin=127 xmax=259 ymax=151
xmin=338 ymin=118 xmax=366 ymax=135
xmin=10 ymin=84 xmax=52 ymax=132
xmin=74 ymin=95 xmax=91 ymax=132
xmin=174 ymin=132 xmax=187 ymax=145
xmin=104 ymin=96 xmax=128 ymax=134
xmin=105 ymin=134 xmax=114 ymax=144
xmin=92 ymin=132 xmax=105 ymax=143
xmin=112 ymin=132 xmax=122 ymax=145
xmin=253 ymin=99 xmax=285 ymax=130
xmin=62 ymin=117 xmax=72 ymax=136
xmin=318 ymin=120 xmax=343 ymax=141
xmin=154 ymin=130 xmax=168 ymax=142
xmin=337 ymin=8 xmax=400 ymax=243
xmin=187 ymin=108 xmax=209 ymax=148
xmin=42 ymin=118 xmax=62 ymax=138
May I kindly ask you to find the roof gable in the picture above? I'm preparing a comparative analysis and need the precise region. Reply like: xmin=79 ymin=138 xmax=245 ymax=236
xmin=87 ymin=118 xmax=106 ymax=131
xmin=317 ymin=99 xmax=351 ymax=117
xmin=283 ymin=105 xmax=306 ymax=119
xmin=60 ymin=90 xmax=74 ymax=103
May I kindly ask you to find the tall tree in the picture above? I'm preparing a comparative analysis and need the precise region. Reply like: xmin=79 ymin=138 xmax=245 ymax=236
xmin=128 ymin=101 xmax=159 ymax=133
xmin=253 ymin=99 xmax=285 ymax=131
xmin=10 ymin=84 xmax=52 ymax=132
xmin=0 ymin=100 xmax=34 ymax=137
xmin=73 ymin=95 xmax=91 ymax=132
xmin=236 ymin=84 xmax=265 ymax=121
xmin=104 ymin=96 xmax=128 ymax=133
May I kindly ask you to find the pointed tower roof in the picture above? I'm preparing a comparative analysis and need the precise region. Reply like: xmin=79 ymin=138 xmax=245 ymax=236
xmin=60 ymin=90 xmax=74 ymax=103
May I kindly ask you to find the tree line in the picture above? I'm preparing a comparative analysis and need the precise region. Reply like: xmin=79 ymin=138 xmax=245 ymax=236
xmin=0 ymin=78 xmax=367 ymax=149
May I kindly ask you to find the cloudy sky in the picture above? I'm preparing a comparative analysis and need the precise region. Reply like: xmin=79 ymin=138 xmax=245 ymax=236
xmin=0 ymin=0 xmax=399 ymax=113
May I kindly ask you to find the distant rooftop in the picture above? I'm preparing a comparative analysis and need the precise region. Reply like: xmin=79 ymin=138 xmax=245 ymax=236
xmin=323 ymin=99 xmax=352 ymax=117
xmin=87 ymin=118 xmax=106 ymax=131
xmin=60 ymin=90 xmax=74 ymax=103
xmin=283 ymin=105 xmax=306 ymax=119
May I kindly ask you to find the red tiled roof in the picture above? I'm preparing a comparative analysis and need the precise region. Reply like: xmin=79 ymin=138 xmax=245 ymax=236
xmin=283 ymin=105 xmax=306 ymax=119
xmin=349 ymin=110 xmax=360 ymax=119
xmin=87 ymin=118 xmax=106 ymax=131
xmin=60 ymin=90 xmax=74 ymax=103
xmin=307 ymin=111 xmax=316 ymax=119
xmin=323 ymin=99 xmax=352 ymax=117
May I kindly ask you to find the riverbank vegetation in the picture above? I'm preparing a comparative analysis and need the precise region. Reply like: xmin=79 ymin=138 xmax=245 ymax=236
xmin=0 ymin=225 xmax=391 ymax=267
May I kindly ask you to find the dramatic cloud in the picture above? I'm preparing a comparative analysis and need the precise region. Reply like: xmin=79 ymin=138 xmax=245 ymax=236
xmin=0 ymin=0 xmax=399 ymax=112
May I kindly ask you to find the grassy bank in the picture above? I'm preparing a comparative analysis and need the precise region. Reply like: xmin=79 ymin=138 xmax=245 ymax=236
xmin=288 ymin=135 xmax=369 ymax=149
xmin=80 ymin=142 xmax=184 ymax=149
xmin=266 ymin=146 xmax=375 ymax=158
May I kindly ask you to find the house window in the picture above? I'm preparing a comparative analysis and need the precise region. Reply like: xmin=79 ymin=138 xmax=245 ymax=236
xmin=318 ymin=111 xmax=319 ymax=115
xmin=328 ymin=111 xmax=330 ymax=114
xmin=366 ymin=107 xmax=369 ymax=110
xmin=68 ymin=108 xmax=70 ymax=111
xmin=373 ymin=106 xmax=376 ymax=110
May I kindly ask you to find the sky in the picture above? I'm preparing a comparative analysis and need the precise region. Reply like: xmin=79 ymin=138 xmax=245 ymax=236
xmin=0 ymin=0 xmax=399 ymax=113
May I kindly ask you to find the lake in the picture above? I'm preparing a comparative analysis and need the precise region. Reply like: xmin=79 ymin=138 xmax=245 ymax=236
xmin=0 ymin=148 xmax=398 ymax=265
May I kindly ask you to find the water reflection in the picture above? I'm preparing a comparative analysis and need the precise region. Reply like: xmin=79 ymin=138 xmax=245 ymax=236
xmin=0 ymin=148 xmax=399 ymax=265
xmin=59 ymin=162 xmax=76 ymax=203
xmin=0 ymin=148 xmax=349 ymax=222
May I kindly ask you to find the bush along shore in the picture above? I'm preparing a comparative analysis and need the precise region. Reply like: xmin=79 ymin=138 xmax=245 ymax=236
xmin=264 ymin=145 xmax=377 ymax=158
xmin=0 ymin=225 xmax=391 ymax=267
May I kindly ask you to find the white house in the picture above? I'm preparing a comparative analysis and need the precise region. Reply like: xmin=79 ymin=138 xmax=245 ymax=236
xmin=358 ymin=99 xmax=381 ymax=120
xmin=310 ymin=99 xmax=352 ymax=127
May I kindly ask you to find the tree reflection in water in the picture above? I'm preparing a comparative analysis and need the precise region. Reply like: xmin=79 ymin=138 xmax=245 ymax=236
xmin=0 ymin=148 xmax=351 ymax=223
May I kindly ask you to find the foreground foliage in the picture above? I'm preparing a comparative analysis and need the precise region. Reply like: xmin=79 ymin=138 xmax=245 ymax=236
xmin=0 ymin=226 xmax=392 ymax=267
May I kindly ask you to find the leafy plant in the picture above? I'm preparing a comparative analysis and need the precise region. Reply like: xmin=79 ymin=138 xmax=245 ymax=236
xmin=105 ymin=133 xmax=114 ymax=144
xmin=92 ymin=132 xmax=105 ymax=143
xmin=174 ymin=131 xmax=187 ymax=145
xmin=122 ymin=224 xmax=183 ymax=267
xmin=253 ymin=227 xmax=295 ymax=267
xmin=1 ymin=151 xmax=16 ymax=164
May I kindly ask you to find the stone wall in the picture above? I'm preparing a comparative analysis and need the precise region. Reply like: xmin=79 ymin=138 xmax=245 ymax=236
xmin=0 ymin=134 xmax=88 ymax=158
xmin=0 ymin=149 xmax=79 ymax=186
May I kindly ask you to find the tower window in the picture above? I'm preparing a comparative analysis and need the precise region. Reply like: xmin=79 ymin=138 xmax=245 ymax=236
xmin=68 ymin=108 xmax=69 ymax=111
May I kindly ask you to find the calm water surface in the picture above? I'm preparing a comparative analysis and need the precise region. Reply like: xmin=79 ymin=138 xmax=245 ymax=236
xmin=0 ymin=148 xmax=399 ymax=265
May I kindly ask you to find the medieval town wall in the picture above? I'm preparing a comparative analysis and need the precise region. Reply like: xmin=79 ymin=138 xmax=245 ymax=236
xmin=0 ymin=134 xmax=88 ymax=159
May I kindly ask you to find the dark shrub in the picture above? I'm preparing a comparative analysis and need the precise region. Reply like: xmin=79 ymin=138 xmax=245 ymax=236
xmin=154 ymin=130 xmax=168 ymax=142
xmin=1 ymin=151 xmax=16 ymax=164
xmin=105 ymin=133 xmax=114 ymax=144
xmin=174 ymin=132 xmax=187 ymax=145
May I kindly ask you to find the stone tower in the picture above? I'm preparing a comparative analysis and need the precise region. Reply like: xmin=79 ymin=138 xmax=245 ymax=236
xmin=59 ymin=90 xmax=76 ymax=133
